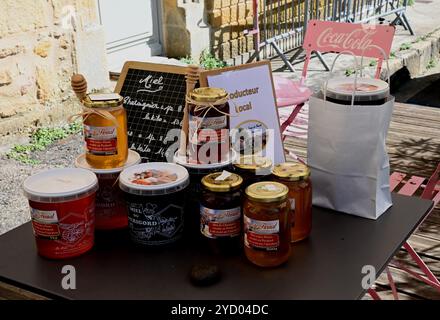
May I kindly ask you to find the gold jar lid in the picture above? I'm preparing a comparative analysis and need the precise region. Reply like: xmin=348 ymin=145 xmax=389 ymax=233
xmin=233 ymin=155 xmax=272 ymax=173
xmin=272 ymin=162 xmax=310 ymax=181
xmin=201 ymin=171 xmax=243 ymax=192
xmin=245 ymin=181 xmax=288 ymax=203
xmin=189 ymin=87 xmax=228 ymax=103
xmin=83 ymin=93 xmax=123 ymax=108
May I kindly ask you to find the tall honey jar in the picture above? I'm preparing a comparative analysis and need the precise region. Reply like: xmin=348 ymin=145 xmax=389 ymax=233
xmin=200 ymin=171 xmax=243 ymax=254
xmin=83 ymin=93 xmax=128 ymax=169
xmin=187 ymin=87 xmax=230 ymax=164
xmin=243 ymin=182 xmax=291 ymax=267
xmin=233 ymin=155 xmax=272 ymax=189
xmin=272 ymin=162 xmax=312 ymax=242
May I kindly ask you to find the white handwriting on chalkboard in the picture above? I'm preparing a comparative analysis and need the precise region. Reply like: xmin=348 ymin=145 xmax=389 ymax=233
xmin=143 ymin=113 xmax=164 ymax=122
xmin=137 ymin=75 xmax=164 ymax=93
xmin=130 ymin=143 xmax=151 ymax=153
xmin=124 ymin=96 xmax=177 ymax=115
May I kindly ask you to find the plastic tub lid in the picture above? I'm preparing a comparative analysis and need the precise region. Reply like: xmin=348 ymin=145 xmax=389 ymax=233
xmin=23 ymin=168 xmax=98 ymax=203
xmin=75 ymin=150 xmax=141 ymax=174
xmin=119 ymin=162 xmax=189 ymax=196
xmin=324 ymin=77 xmax=389 ymax=102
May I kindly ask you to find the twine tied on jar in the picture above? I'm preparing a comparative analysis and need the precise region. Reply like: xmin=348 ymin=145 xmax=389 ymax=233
xmin=68 ymin=106 xmax=119 ymax=127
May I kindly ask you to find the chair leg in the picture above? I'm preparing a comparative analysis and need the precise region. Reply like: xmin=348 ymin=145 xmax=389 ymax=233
xmin=401 ymin=242 xmax=440 ymax=291
xmin=280 ymin=103 xmax=304 ymax=133
xmin=386 ymin=267 xmax=399 ymax=300
xmin=368 ymin=288 xmax=382 ymax=300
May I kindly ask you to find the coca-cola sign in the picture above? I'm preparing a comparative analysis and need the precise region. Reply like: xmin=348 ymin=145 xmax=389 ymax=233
xmin=304 ymin=20 xmax=395 ymax=58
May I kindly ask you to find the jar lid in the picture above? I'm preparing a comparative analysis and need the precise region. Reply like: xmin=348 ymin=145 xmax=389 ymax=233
xmin=23 ymin=168 xmax=98 ymax=203
xmin=83 ymin=93 xmax=123 ymax=108
xmin=201 ymin=171 xmax=243 ymax=192
xmin=119 ymin=163 xmax=189 ymax=196
xmin=75 ymin=150 xmax=141 ymax=174
xmin=189 ymin=87 xmax=228 ymax=103
xmin=233 ymin=155 xmax=272 ymax=175
xmin=245 ymin=182 xmax=288 ymax=203
xmin=324 ymin=77 xmax=389 ymax=102
xmin=272 ymin=162 xmax=310 ymax=181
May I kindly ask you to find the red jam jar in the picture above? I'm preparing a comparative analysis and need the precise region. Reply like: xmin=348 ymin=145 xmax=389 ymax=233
xmin=75 ymin=150 xmax=141 ymax=231
xmin=23 ymin=168 xmax=98 ymax=259
xmin=187 ymin=87 xmax=230 ymax=164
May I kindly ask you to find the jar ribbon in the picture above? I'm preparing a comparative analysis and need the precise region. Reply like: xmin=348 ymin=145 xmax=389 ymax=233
xmin=68 ymin=106 xmax=119 ymax=127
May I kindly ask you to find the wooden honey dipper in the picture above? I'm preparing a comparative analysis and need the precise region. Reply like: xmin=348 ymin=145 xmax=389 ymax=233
xmin=71 ymin=74 xmax=88 ymax=103
xmin=178 ymin=64 xmax=200 ymax=157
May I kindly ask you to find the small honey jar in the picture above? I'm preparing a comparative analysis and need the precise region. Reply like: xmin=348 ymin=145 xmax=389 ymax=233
xmin=187 ymin=87 xmax=230 ymax=164
xmin=82 ymin=93 xmax=128 ymax=169
xmin=272 ymin=162 xmax=312 ymax=242
xmin=200 ymin=171 xmax=243 ymax=254
xmin=243 ymin=181 xmax=291 ymax=267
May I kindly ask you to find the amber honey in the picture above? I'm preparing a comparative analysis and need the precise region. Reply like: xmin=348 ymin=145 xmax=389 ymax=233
xmin=83 ymin=94 xmax=128 ymax=169
xmin=243 ymin=182 xmax=291 ymax=267
xmin=272 ymin=162 xmax=312 ymax=242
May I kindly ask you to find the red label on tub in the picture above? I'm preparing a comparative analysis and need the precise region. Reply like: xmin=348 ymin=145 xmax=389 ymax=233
xmin=31 ymin=209 xmax=61 ymax=239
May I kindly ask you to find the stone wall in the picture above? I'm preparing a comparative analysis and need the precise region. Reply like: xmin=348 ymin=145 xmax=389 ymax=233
xmin=206 ymin=0 xmax=255 ymax=63
xmin=0 ymin=0 xmax=98 ymax=136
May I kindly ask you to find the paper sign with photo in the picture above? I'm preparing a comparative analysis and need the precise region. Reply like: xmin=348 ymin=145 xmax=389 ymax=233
xmin=200 ymin=61 xmax=285 ymax=165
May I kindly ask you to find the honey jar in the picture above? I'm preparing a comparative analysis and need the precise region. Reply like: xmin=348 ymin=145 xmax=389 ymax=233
xmin=233 ymin=155 xmax=272 ymax=189
xmin=83 ymin=93 xmax=128 ymax=169
xmin=200 ymin=171 xmax=243 ymax=254
xmin=187 ymin=87 xmax=230 ymax=164
xmin=244 ymin=182 xmax=291 ymax=267
xmin=272 ymin=162 xmax=312 ymax=242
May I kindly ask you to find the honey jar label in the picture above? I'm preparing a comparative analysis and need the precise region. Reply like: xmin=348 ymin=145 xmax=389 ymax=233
xmin=188 ymin=115 xmax=228 ymax=144
xmin=30 ymin=208 xmax=61 ymax=240
xmin=244 ymin=216 xmax=280 ymax=251
xmin=200 ymin=206 xmax=241 ymax=238
xmin=84 ymin=125 xmax=118 ymax=156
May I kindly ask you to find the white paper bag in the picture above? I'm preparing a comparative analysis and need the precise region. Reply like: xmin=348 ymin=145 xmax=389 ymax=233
xmin=307 ymin=94 xmax=394 ymax=219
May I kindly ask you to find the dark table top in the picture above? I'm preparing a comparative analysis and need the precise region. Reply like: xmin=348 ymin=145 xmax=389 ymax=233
xmin=0 ymin=194 xmax=433 ymax=300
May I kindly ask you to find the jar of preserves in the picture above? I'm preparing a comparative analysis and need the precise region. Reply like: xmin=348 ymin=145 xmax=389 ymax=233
xmin=119 ymin=163 xmax=189 ymax=247
xmin=187 ymin=87 xmax=230 ymax=164
xmin=200 ymin=171 xmax=243 ymax=254
xmin=272 ymin=162 xmax=312 ymax=242
xmin=83 ymin=93 xmax=128 ymax=169
xmin=174 ymin=151 xmax=233 ymax=242
xmin=233 ymin=155 xmax=272 ymax=189
xmin=243 ymin=181 xmax=291 ymax=267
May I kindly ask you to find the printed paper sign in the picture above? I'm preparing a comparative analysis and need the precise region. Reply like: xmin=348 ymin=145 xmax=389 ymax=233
xmin=201 ymin=61 xmax=285 ymax=164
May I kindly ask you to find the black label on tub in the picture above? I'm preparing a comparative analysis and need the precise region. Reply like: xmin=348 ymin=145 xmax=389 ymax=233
xmin=127 ymin=201 xmax=184 ymax=246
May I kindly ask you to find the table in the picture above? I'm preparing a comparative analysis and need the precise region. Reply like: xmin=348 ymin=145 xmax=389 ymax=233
xmin=0 ymin=194 xmax=433 ymax=300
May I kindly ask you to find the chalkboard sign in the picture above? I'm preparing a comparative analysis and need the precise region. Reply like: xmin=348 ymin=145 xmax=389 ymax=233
xmin=115 ymin=61 xmax=188 ymax=162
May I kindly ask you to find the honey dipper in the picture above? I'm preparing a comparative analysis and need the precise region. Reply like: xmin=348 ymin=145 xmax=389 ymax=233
xmin=71 ymin=74 xmax=88 ymax=102
xmin=178 ymin=64 xmax=200 ymax=157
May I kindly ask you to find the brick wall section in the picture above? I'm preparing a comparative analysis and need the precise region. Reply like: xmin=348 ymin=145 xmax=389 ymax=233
xmin=0 ymin=0 xmax=97 ymax=135
xmin=206 ymin=0 xmax=255 ymax=61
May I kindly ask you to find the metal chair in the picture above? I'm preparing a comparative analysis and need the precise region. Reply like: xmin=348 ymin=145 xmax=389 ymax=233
xmin=368 ymin=163 xmax=440 ymax=299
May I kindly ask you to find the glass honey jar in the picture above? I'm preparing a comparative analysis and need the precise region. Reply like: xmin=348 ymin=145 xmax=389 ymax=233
xmin=200 ymin=171 xmax=243 ymax=254
xmin=187 ymin=87 xmax=230 ymax=164
xmin=243 ymin=182 xmax=291 ymax=267
xmin=233 ymin=155 xmax=272 ymax=189
xmin=83 ymin=93 xmax=128 ymax=169
xmin=272 ymin=162 xmax=312 ymax=242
